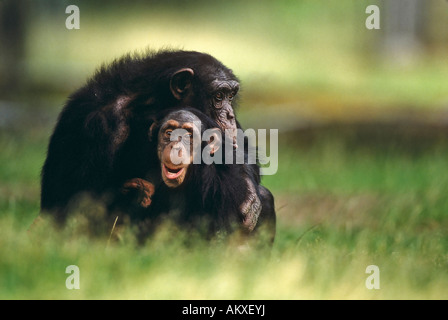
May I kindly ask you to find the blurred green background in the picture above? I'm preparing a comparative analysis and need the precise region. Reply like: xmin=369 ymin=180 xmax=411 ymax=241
xmin=1 ymin=0 xmax=448 ymax=299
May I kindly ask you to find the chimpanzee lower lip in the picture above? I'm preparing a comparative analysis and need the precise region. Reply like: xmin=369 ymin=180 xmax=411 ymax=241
xmin=163 ymin=164 xmax=184 ymax=179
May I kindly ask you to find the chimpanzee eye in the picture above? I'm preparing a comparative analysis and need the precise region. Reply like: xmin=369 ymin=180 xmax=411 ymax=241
xmin=165 ymin=130 xmax=172 ymax=138
xmin=215 ymin=92 xmax=224 ymax=101
xmin=184 ymin=133 xmax=193 ymax=143
xmin=228 ymin=93 xmax=234 ymax=101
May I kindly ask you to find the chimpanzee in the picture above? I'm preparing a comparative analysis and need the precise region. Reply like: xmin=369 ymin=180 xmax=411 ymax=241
xmin=40 ymin=49 xmax=262 ymax=230
xmin=122 ymin=109 xmax=276 ymax=245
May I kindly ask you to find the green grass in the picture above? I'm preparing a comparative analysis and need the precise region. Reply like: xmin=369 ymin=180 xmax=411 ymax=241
xmin=1 ymin=125 xmax=447 ymax=300
xmin=2 ymin=0 xmax=448 ymax=300
xmin=264 ymin=136 xmax=448 ymax=195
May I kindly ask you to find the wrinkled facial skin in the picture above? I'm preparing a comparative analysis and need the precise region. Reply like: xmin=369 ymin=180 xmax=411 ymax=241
xmin=210 ymin=79 xmax=239 ymax=147
xmin=157 ymin=113 xmax=200 ymax=188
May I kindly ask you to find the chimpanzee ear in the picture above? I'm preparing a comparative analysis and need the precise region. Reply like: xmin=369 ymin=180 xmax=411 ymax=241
xmin=148 ymin=121 xmax=158 ymax=142
xmin=170 ymin=68 xmax=194 ymax=100
xmin=207 ymin=128 xmax=222 ymax=155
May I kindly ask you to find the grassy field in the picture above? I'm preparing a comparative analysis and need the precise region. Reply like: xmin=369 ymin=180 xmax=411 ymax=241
xmin=1 ymin=118 xmax=447 ymax=300
xmin=1 ymin=0 xmax=448 ymax=300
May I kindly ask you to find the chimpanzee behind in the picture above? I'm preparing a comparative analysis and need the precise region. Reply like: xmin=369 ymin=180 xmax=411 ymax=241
xmin=40 ymin=49 xmax=261 ymax=230
xmin=123 ymin=109 xmax=276 ymax=245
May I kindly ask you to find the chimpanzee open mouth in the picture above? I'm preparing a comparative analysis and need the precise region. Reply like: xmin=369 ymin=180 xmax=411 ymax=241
xmin=167 ymin=167 xmax=182 ymax=174
xmin=163 ymin=164 xmax=185 ymax=179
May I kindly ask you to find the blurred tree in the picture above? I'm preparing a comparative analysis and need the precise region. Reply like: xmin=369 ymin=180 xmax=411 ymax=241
xmin=0 ymin=0 xmax=28 ymax=97
xmin=382 ymin=0 xmax=426 ymax=64
xmin=423 ymin=0 xmax=448 ymax=45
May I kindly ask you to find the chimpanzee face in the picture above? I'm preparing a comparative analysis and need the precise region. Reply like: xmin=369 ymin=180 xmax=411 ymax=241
xmin=170 ymin=68 xmax=240 ymax=148
xmin=156 ymin=110 xmax=221 ymax=188
xmin=156 ymin=111 xmax=218 ymax=188
xmin=158 ymin=119 xmax=195 ymax=188
xmin=210 ymin=79 xmax=239 ymax=148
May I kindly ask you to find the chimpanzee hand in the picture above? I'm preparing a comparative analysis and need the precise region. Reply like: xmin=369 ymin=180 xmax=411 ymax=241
xmin=121 ymin=178 xmax=155 ymax=208
xmin=240 ymin=178 xmax=262 ymax=232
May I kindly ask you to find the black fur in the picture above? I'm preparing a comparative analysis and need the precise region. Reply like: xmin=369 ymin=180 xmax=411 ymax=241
xmin=40 ymin=49 xmax=243 ymax=223
xmin=138 ymin=109 xmax=276 ymax=244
